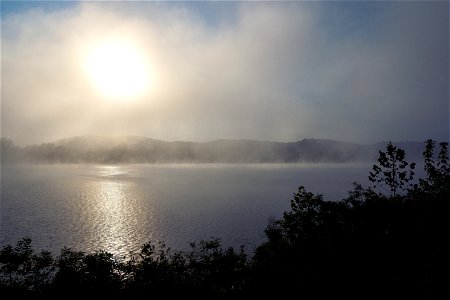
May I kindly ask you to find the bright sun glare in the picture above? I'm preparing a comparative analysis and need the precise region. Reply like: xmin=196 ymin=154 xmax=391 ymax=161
xmin=85 ymin=38 xmax=151 ymax=100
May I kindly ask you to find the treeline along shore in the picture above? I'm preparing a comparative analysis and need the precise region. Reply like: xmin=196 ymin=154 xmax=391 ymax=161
xmin=1 ymin=135 xmax=425 ymax=164
xmin=1 ymin=140 xmax=448 ymax=298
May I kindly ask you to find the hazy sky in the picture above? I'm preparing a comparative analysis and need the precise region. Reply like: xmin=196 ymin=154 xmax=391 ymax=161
xmin=1 ymin=1 xmax=448 ymax=145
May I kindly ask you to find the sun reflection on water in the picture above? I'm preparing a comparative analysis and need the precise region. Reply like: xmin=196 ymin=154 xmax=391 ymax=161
xmin=96 ymin=165 xmax=125 ymax=178
xmin=84 ymin=166 xmax=156 ymax=257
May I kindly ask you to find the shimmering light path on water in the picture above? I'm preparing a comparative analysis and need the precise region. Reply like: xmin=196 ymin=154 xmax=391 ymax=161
xmin=1 ymin=164 xmax=373 ymax=256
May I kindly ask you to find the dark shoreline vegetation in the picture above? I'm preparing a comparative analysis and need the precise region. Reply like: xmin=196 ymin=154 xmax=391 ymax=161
xmin=1 ymin=140 xmax=449 ymax=298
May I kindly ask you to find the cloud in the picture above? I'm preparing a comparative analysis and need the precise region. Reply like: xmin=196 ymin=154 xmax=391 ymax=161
xmin=1 ymin=1 xmax=448 ymax=145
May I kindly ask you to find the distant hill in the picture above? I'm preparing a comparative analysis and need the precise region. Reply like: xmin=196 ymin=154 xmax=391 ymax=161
xmin=1 ymin=135 xmax=426 ymax=164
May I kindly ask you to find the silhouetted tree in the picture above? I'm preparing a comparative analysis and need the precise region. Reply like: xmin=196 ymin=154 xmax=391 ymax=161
xmin=1 ymin=140 xmax=449 ymax=298
xmin=0 ymin=238 xmax=54 ymax=293
xmin=417 ymin=139 xmax=450 ymax=196
xmin=369 ymin=142 xmax=416 ymax=197
xmin=186 ymin=239 xmax=248 ymax=297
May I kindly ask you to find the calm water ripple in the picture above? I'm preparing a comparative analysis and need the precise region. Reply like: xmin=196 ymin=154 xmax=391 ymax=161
xmin=1 ymin=164 xmax=372 ymax=256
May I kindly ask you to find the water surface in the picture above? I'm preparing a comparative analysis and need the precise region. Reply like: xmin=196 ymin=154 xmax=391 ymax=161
xmin=1 ymin=163 xmax=372 ymax=256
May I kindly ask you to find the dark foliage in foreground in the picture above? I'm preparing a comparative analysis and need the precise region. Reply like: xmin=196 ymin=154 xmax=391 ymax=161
xmin=1 ymin=140 xmax=449 ymax=298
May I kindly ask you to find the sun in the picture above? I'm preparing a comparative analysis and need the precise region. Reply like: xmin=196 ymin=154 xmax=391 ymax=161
xmin=85 ymin=38 xmax=151 ymax=100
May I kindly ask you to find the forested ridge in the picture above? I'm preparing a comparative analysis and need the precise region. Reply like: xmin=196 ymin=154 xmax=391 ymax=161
xmin=1 ymin=139 xmax=448 ymax=298
xmin=1 ymin=136 xmax=424 ymax=163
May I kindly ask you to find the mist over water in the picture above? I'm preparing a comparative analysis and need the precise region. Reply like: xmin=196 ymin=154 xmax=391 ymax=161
xmin=1 ymin=163 xmax=374 ymax=256
xmin=0 ymin=1 xmax=446 ymax=295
